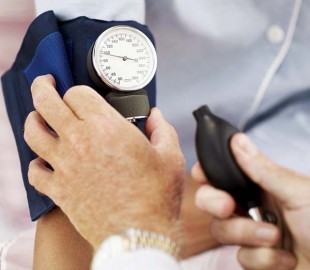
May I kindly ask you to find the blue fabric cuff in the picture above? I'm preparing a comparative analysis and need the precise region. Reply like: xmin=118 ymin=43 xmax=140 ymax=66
xmin=1 ymin=11 xmax=156 ymax=221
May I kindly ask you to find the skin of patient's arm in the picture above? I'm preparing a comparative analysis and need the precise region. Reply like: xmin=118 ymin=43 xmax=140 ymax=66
xmin=33 ymin=207 xmax=93 ymax=270
xmin=179 ymin=175 xmax=219 ymax=258
xmin=33 ymin=176 xmax=218 ymax=269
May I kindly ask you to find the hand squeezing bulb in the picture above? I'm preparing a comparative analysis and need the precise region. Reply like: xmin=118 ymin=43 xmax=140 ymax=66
xmin=193 ymin=105 xmax=263 ymax=221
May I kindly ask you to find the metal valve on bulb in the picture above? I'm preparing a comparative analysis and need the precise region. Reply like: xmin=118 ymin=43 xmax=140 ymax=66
xmin=193 ymin=105 xmax=275 ymax=222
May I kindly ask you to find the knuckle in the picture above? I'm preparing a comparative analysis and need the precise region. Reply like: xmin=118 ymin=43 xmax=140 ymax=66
xmin=33 ymin=89 xmax=48 ymax=107
xmin=48 ymin=185 xmax=64 ymax=204
xmin=40 ymin=145 xmax=53 ymax=158
xmin=51 ymin=193 xmax=62 ymax=205
xmin=28 ymin=160 xmax=38 ymax=184
xmin=31 ymin=76 xmax=45 ymax=91
xmin=67 ymin=133 xmax=90 ymax=159
xmin=24 ymin=118 xmax=32 ymax=143
xmin=56 ymin=164 xmax=72 ymax=181
xmin=74 ymin=85 xmax=97 ymax=96
xmin=24 ymin=112 xmax=36 ymax=144
xmin=32 ymin=75 xmax=53 ymax=88
xmin=63 ymin=87 xmax=76 ymax=101
xmin=24 ymin=111 xmax=37 ymax=127
xmin=167 ymin=123 xmax=178 ymax=138
xmin=31 ymin=76 xmax=51 ymax=102
xmin=63 ymin=85 xmax=93 ymax=101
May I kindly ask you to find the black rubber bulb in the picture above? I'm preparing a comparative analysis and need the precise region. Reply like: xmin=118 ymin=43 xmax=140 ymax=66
xmin=193 ymin=105 xmax=263 ymax=221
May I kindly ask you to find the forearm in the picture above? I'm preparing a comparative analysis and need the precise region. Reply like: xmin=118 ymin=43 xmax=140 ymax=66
xmin=33 ymin=207 xmax=93 ymax=270
xmin=91 ymin=175 xmax=218 ymax=270
xmin=34 ymin=0 xmax=146 ymax=23
xmin=31 ymin=2 xmax=146 ymax=267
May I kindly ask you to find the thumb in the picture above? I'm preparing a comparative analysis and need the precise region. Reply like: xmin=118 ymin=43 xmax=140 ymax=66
xmin=231 ymin=133 xmax=309 ymax=209
xmin=145 ymin=107 xmax=183 ymax=157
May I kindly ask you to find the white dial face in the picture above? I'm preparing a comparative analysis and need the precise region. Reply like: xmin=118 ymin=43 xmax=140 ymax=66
xmin=92 ymin=26 xmax=157 ymax=91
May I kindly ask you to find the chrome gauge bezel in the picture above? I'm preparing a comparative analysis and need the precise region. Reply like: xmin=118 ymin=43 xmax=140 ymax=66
xmin=91 ymin=26 xmax=157 ymax=91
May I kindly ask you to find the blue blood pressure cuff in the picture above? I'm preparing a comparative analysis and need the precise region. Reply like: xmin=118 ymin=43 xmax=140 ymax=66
xmin=1 ymin=11 xmax=156 ymax=221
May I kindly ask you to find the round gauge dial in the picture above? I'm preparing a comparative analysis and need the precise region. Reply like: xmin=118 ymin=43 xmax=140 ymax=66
xmin=91 ymin=26 xmax=157 ymax=91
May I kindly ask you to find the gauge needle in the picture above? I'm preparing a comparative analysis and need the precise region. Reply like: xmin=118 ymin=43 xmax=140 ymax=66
xmin=123 ymin=56 xmax=138 ymax=62
xmin=104 ymin=53 xmax=138 ymax=62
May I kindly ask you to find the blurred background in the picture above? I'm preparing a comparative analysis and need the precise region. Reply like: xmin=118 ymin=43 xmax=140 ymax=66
xmin=0 ymin=0 xmax=35 ymax=242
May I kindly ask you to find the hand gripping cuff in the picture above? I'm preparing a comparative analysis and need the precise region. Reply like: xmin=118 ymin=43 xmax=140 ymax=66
xmin=1 ymin=11 xmax=156 ymax=221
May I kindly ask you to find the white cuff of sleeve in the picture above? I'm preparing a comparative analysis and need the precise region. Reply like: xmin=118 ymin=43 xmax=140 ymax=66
xmin=35 ymin=0 xmax=145 ymax=24
xmin=92 ymin=248 xmax=180 ymax=270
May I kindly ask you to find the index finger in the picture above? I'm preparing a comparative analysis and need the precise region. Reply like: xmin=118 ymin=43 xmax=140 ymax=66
xmin=195 ymin=184 xmax=236 ymax=218
xmin=31 ymin=75 xmax=77 ymax=135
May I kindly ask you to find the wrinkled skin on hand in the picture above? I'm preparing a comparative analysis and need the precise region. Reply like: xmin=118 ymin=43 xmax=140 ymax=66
xmin=24 ymin=75 xmax=185 ymax=248
xmin=192 ymin=133 xmax=310 ymax=270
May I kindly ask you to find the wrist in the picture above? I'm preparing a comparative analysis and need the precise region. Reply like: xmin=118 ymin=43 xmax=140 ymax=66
xmin=123 ymin=217 xmax=180 ymax=243
xmin=92 ymin=217 xmax=180 ymax=249
xmin=92 ymin=227 xmax=180 ymax=269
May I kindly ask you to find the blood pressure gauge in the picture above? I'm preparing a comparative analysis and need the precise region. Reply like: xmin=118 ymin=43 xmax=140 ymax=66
xmin=88 ymin=26 xmax=157 ymax=91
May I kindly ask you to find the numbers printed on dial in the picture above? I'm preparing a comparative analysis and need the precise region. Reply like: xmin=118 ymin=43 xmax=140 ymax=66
xmin=92 ymin=26 xmax=157 ymax=91
xmin=99 ymin=35 xmax=148 ymax=84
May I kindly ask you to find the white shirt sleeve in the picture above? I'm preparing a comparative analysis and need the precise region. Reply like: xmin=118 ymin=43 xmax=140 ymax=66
xmin=92 ymin=248 xmax=180 ymax=270
xmin=34 ymin=0 xmax=145 ymax=24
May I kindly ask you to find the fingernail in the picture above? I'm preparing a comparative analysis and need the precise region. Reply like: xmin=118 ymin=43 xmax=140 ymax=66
xmin=255 ymin=226 xmax=278 ymax=242
xmin=235 ymin=134 xmax=258 ymax=157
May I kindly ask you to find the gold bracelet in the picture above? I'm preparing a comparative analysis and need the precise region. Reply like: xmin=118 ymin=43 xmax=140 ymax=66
xmin=92 ymin=228 xmax=180 ymax=269
xmin=124 ymin=228 xmax=180 ymax=258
